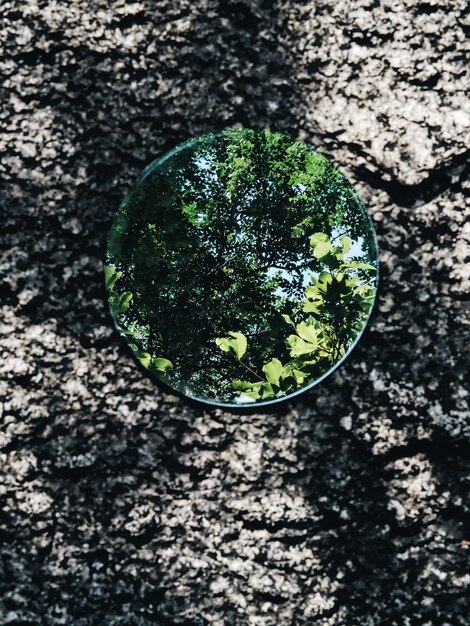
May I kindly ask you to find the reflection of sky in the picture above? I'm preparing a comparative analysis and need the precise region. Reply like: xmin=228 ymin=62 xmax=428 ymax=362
xmin=194 ymin=154 xmax=215 ymax=172
xmin=347 ymin=238 xmax=363 ymax=258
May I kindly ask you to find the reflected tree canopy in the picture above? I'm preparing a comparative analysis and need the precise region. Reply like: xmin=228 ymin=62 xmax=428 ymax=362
xmin=106 ymin=129 xmax=378 ymax=405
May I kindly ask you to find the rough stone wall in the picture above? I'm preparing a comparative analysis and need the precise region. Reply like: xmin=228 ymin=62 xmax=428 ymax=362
xmin=0 ymin=1 xmax=469 ymax=625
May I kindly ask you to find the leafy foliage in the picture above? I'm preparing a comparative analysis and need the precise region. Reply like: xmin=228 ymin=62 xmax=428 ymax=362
xmin=215 ymin=233 xmax=377 ymax=402
xmin=215 ymin=332 xmax=247 ymax=360
xmin=106 ymin=129 xmax=378 ymax=404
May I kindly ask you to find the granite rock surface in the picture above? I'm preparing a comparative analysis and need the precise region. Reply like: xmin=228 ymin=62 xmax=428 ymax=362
xmin=0 ymin=1 xmax=469 ymax=625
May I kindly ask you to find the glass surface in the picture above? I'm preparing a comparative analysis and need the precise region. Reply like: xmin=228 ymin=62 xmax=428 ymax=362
xmin=106 ymin=129 xmax=378 ymax=406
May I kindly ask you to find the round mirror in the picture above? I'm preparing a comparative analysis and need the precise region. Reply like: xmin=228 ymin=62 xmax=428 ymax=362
xmin=106 ymin=130 xmax=378 ymax=406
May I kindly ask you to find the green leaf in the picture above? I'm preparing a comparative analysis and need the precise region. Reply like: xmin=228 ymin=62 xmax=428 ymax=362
xmin=104 ymin=265 xmax=122 ymax=289
xmin=215 ymin=332 xmax=247 ymax=360
xmin=295 ymin=321 xmax=320 ymax=344
xmin=314 ymin=241 xmax=331 ymax=258
xmin=340 ymin=235 xmax=352 ymax=254
xmin=110 ymin=291 xmax=133 ymax=314
xmin=232 ymin=380 xmax=254 ymax=391
xmin=259 ymin=382 xmax=275 ymax=399
xmin=348 ymin=261 xmax=377 ymax=270
xmin=293 ymin=369 xmax=307 ymax=384
xmin=318 ymin=271 xmax=332 ymax=284
xmin=302 ymin=300 xmax=321 ymax=313
xmin=118 ymin=292 xmax=133 ymax=312
xmin=281 ymin=314 xmax=295 ymax=327
xmin=134 ymin=350 xmax=152 ymax=368
xmin=182 ymin=202 xmax=204 ymax=226
xmin=228 ymin=331 xmax=247 ymax=360
xmin=152 ymin=357 xmax=173 ymax=372
xmin=104 ymin=265 xmax=115 ymax=285
xmin=215 ymin=337 xmax=231 ymax=353
xmin=304 ymin=285 xmax=321 ymax=299
xmin=262 ymin=358 xmax=283 ymax=386
xmin=310 ymin=232 xmax=329 ymax=247
xmin=287 ymin=334 xmax=320 ymax=357
xmin=234 ymin=380 xmax=276 ymax=401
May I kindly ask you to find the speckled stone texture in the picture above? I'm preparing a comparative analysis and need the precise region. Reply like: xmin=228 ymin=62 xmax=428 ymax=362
xmin=0 ymin=1 xmax=469 ymax=625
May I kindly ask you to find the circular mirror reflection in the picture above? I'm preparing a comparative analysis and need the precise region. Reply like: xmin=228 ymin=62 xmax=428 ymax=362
xmin=106 ymin=130 xmax=378 ymax=406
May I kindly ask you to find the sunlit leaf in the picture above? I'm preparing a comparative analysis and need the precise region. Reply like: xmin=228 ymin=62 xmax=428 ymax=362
xmin=340 ymin=235 xmax=352 ymax=254
xmin=228 ymin=331 xmax=247 ymax=360
xmin=314 ymin=241 xmax=331 ymax=258
xmin=318 ymin=271 xmax=332 ymax=283
xmin=104 ymin=265 xmax=115 ymax=286
xmin=293 ymin=369 xmax=306 ymax=384
xmin=153 ymin=357 xmax=173 ymax=372
xmin=232 ymin=380 xmax=254 ymax=391
xmin=304 ymin=285 xmax=320 ymax=299
xmin=302 ymin=301 xmax=321 ymax=313
xmin=262 ymin=358 xmax=283 ymax=386
xmin=295 ymin=321 xmax=320 ymax=344
xmin=287 ymin=335 xmax=318 ymax=357
xmin=216 ymin=332 xmax=247 ymax=361
xmin=105 ymin=265 xmax=123 ymax=289
xmin=260 ymin=383 xmax=275 ymax=398
xmin=348 ymin=261 xmax=377 ymax=270
xmin=118 ymin=292 xmax=133 ymax=312
xmin=310 ymin=232 xmax=329 ymax=247
xmin=134 ymin=350 xmax=152 ymax=368
xmin=215 ymin=337 xmax=230 ymax=353
xmin=282 ymin=314 xmax=295 ymax=327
